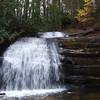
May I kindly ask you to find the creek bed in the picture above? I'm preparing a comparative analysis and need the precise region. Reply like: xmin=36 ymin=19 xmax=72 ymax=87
xmin=1 ymin=89 xmax=100 ymax=100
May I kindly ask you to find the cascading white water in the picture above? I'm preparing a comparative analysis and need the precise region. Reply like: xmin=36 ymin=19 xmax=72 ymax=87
xmin=2 ymin=38 xmax=61 ymax=90
xmin=0 ymin=32 xmax=66 ymax=97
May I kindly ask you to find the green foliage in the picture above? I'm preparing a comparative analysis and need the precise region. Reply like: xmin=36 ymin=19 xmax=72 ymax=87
xmin=60 ymin=12 xmax=72 ymax=28
xmin=0 ymin=0 xmax=73 ymax=37
xmin=0 ymin=29 xmax=9 ymax=38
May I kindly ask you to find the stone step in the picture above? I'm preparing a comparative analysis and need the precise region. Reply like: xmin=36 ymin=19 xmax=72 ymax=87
xmin=64 ymin=75 xmax=100 ymax=85
xmin=61 ymin=49 xmax=100 ymax=57
xmin=73 ymin=65 xmax=100 ymax=68
xmin=62 ymin=65 xmax=100 ymax=76
xmin=62 ymin=65 xmax=100 ymax=69
xmin=61 ymin=57 xmax=100 ymax=65
xmin=70 ymin=57 xmax=100 ymax=65
xmin=57 ymin=37 xmax=100 ymax=50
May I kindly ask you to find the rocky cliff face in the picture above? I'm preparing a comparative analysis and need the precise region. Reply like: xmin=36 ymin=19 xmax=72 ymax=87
xmin=57 ymin=37 xmax=100 ymax=88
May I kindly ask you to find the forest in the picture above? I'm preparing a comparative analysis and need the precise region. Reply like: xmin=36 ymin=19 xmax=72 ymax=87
xmin=0 ymin=0 xmax=100 ymax=41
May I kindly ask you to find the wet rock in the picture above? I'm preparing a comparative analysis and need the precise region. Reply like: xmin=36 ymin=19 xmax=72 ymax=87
xmin=0 ymin=93 xmax=6 ymax=95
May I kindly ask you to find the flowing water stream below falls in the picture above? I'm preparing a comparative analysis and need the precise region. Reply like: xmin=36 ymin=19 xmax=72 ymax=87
xmin=0 ymin=32 xmax=67 ymax=99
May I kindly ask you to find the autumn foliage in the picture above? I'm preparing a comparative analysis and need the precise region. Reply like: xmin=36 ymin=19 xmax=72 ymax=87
xmin=75 ymin=0 xmax=96 ymax=26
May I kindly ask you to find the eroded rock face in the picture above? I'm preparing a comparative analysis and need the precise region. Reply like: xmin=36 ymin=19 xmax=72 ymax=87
xmin=57 ymin=37 xmax=100 ymax=86
xmin=0 ymin=57 xmax=3 ymax=89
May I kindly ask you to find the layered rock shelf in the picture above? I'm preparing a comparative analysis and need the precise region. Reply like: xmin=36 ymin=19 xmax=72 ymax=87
xmin=57 ymin=36 xmax=100 ymax=87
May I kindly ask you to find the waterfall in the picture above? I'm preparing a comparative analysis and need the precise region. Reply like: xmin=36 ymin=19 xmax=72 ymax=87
xmin=1 ymin=38 xmax=62 ymax=90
